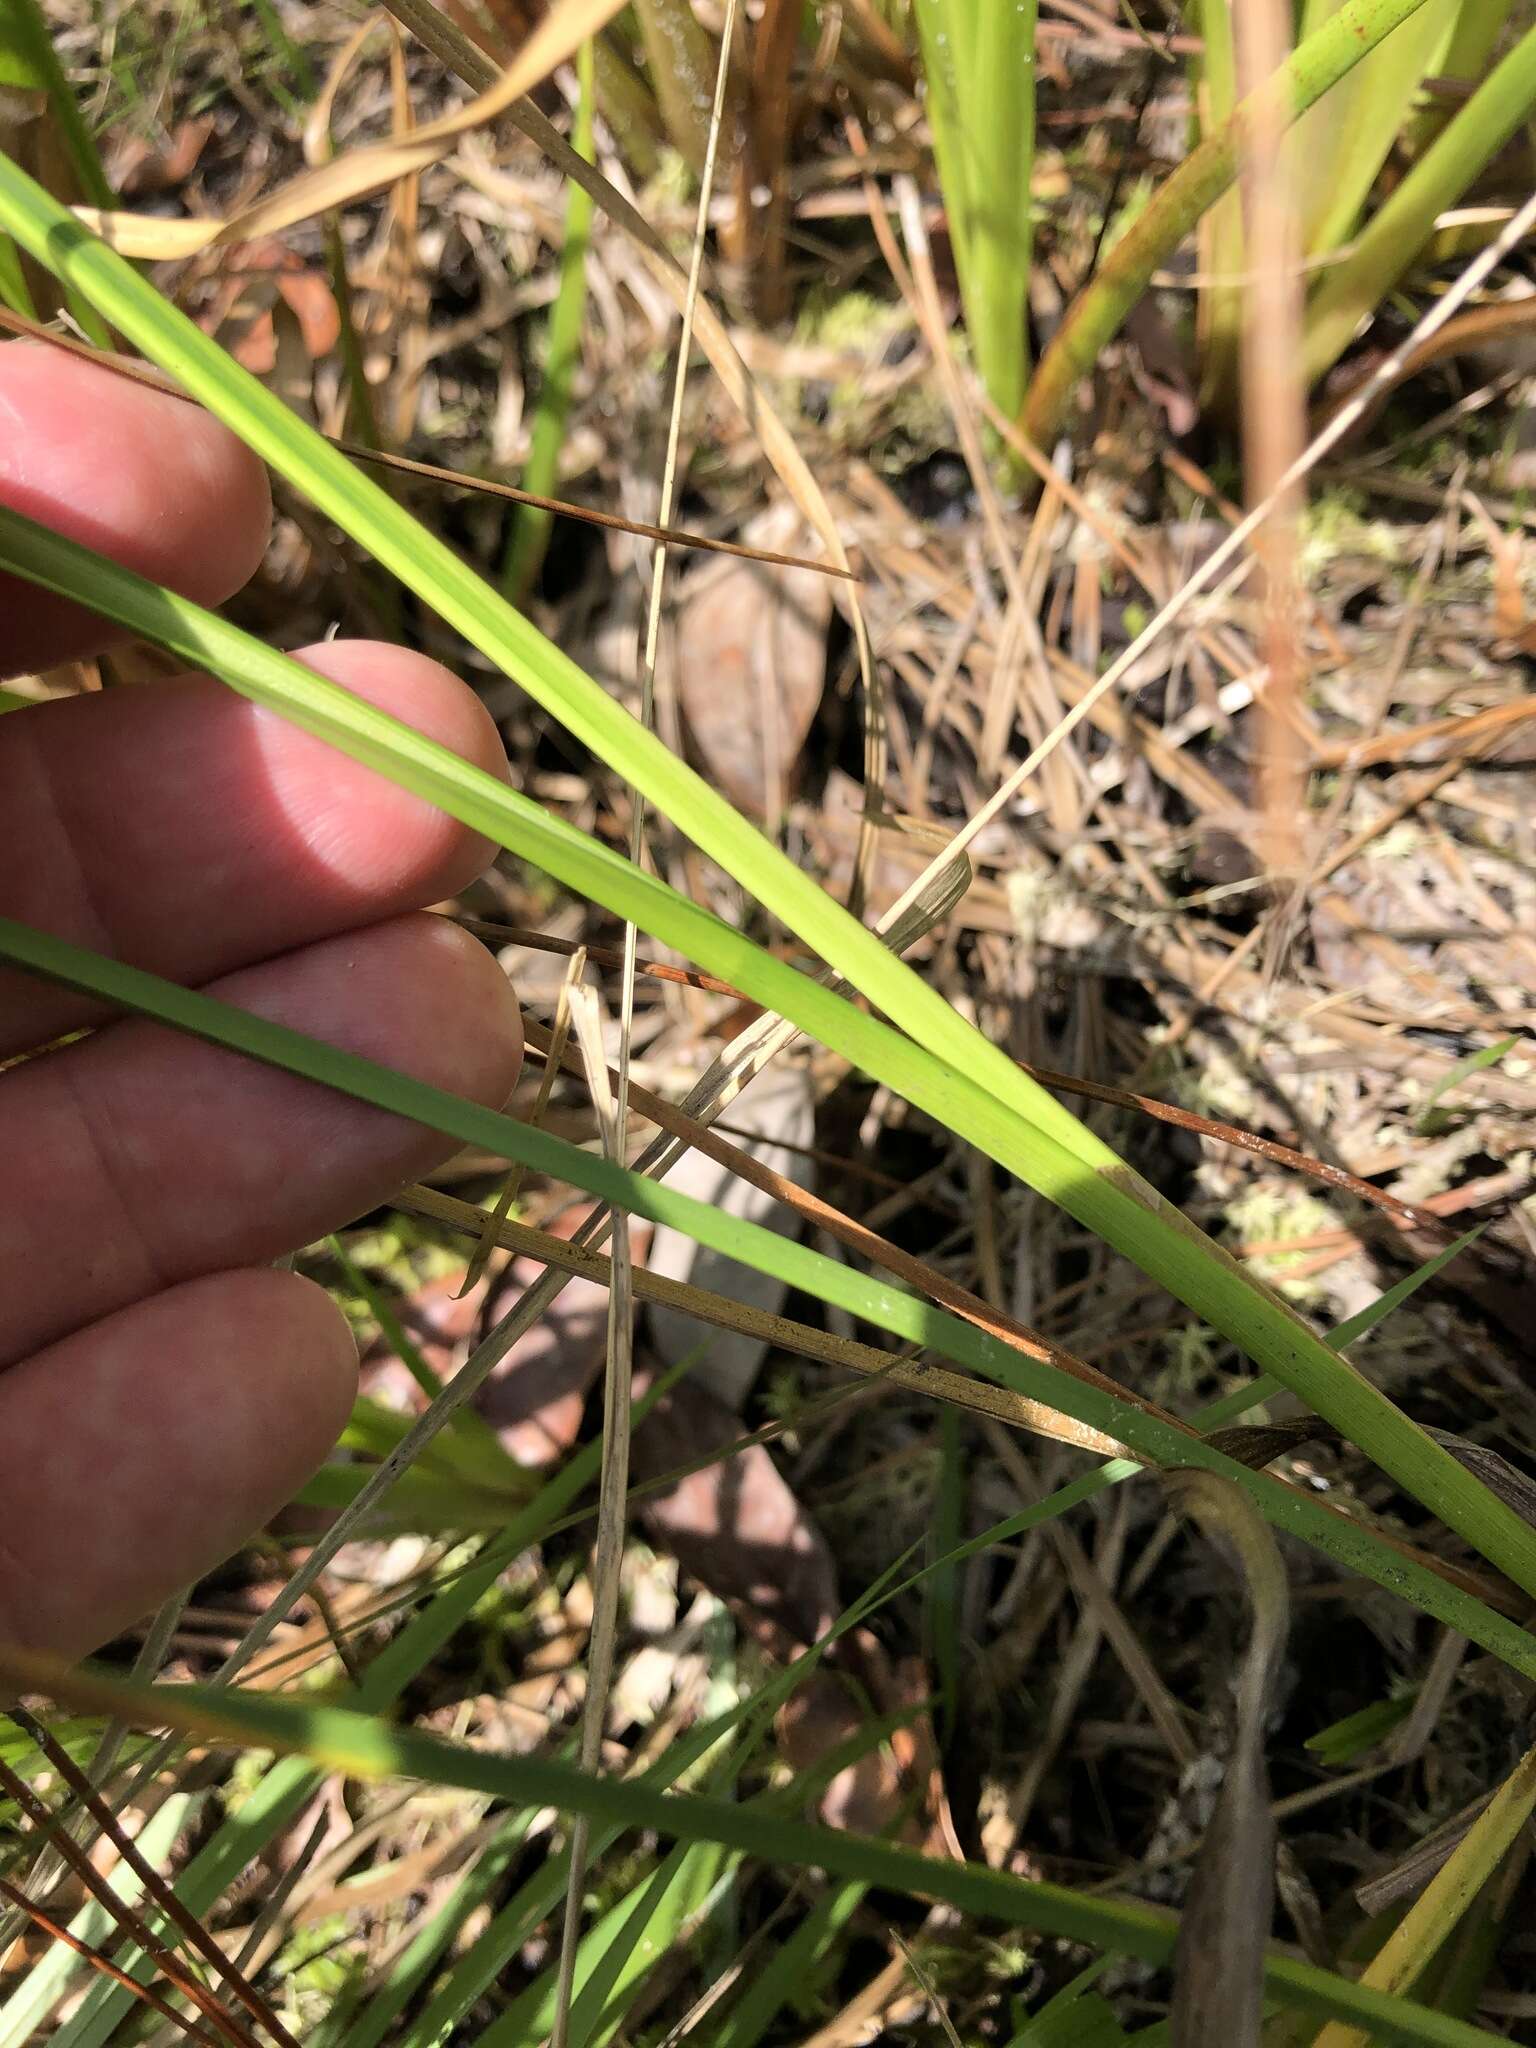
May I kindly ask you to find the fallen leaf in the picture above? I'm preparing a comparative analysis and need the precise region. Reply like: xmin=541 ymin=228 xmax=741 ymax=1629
xmin=358 ymin=1208 xmax=649 ymax=1469
xmin=111 ymin=116 xmax=216 ymax=198
xmin=644 ymin=1062 xmax=815 ymax=1410
xmin=669 ymin=505 xmax=833 ymax=821
xmin=630 ymin=1375 xmax=837 ymax=1653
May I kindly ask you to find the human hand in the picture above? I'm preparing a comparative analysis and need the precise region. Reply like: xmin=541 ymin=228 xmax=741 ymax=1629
xmin=0 ymin=342 xmax=523 ymax=1658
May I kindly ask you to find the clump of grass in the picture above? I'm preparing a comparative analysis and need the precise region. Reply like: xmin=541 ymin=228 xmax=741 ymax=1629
xmin=3 ymin=7 xmax=1536 ymax=2040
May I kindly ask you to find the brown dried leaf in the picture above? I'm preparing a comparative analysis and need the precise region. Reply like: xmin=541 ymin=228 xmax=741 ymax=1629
xmin=111 ymin=116 xmax=216 ymax=199
xmin=630 ymin=1375 xmax=837 ymax=1653
xmin=670 ymin=508 xmax=833 ymax=821
xmin=777 ymin=1629 xmax=950 ymax=1852
xmin=644 ymin=1062 xmax=815 ymax=1409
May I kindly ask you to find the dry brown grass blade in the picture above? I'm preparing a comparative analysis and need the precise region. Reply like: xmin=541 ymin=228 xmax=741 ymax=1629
xmin=0 ymin=1877 xmax=226 ymax=2048
xmin=514 ymin=1013 xmax=1167 ymax=1429
xmin=0 ymin=1752 xmax=258 ymax=2048
xmin=300 ymin=12 xmax=387 ymax=168
xmin=551 ymin=980 xmax=636 ymax=2048
xmin=9 ymin=1709 xmax=301 ymax=2048
xmin=1165 ymin=1472 xmax=1291 ymax=2048
xmin=72 ymin=0 xmax=631 ymax=257
xmin=508 ymin=1005 xmax=1528 ymax=1618
xmin=0 ymin=309 xmax=851 ymax=579
xmin=400 ymin=1183 xmax=1127 ymax=1453
xmin=1309 ymin=693 xmax=1536 ymax=770
xmin=906 ymin=183 xmax=1536 ymax=883
xmin=334 ymin=441 xmax=857 ymax=575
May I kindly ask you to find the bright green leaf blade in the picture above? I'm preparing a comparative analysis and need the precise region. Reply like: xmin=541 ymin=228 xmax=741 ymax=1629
xmin=1416 ymin=1034 xmax=1520 ymax=1133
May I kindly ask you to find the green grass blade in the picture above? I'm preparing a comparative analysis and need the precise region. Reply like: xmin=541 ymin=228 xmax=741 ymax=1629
xmin=1188 ymin=0 xmax=1244 ymax=409
xmin=375 ymin=1570 xmax=892 ymax=2047
xmin=0 ymin=232 xmax=35 ymax=317
xmin=913 ymin=0 xmax=1036 ymax=420
xmin=7 ymin=1664 xmax=1515 ymax=2048
xmin=482 ymin=1839 xmax=731 ymax=2048
xmin=309 ymin=1813 xmax=534 ymax=2048
xmin=0 ymin=157 xmax=1526 ymax=1589
xmin=1286 ymin=0 xmax=1459 ymax=258
xmin=1 ymin=490 xmax=1532 ymax=1606
xmin=0 ymin=0 xmax=111 ymax=346
xmin=0 ymin=0 xmax=112 ymax=209
xmin=1441 ymin=0 xmax=1518 ymax=91
xmin=502 ymin=35 xmax=596 ymax=602
xmin=39 ymin=1464 xmax=614 ymax=2047
xmin=1417 ymin=1035 xmax=1521 ymax=1134
xmin=1303 ymin=20 xmax=1536 ymax=384
xmin=2 ymin=911 xmax=1533 ymax=1680
xmin=0 ymin=1793 xmax=195 ymax=2048
xmin=712 ymin=1878 xmax=865 ymax=2048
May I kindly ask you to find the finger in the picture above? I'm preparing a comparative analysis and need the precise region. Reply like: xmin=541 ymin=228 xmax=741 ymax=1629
xmin=0 ymin=641 xmax=507 ymax=1057
xmin=0 ymin=1268 xmax=358 ymax=1658
xmin=0 ymin=339 xmax=271 ymax=676
xmin=0 ymin=914 xmax=523 ymax=1368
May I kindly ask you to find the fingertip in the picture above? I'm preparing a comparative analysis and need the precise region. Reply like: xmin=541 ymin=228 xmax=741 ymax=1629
xmin=253 ymin=1267 xmax=362 ymax=1456
xmin=295 ymin=642 xmax=507 ymax=782
xmin=401 ymin=913 xmax=526 ymax=1113
xmin=268 ymin=642 xmax=509 ymax=903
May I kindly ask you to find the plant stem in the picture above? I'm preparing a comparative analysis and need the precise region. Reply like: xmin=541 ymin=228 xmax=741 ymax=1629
xmin=914 ymin=0 xmax=1036 ymax=422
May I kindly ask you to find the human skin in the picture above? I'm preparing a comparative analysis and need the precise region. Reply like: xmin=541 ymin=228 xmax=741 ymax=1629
xmin=0 ymin=340 xmax=524 ymax=1656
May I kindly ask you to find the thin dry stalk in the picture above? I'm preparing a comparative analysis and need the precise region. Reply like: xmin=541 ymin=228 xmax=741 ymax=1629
xmin=401 ymin=1183 xmax=1127 ymax=1453
xmin=10 ymin=1710 xmax=301 ymax=2048
xmin=2 ymin=1579 xmax=188 ymax=1945
xmin=0 ymin=1756 xmax=258 ymax=2048
xmin=549 ymin=981 xmax=637 ymax=2048
xmin=0 ymin=1879 xmax=225 ymax=2048
xmin=551 ymin=19 xmax=738 ymax=2031
xmin=460 ymin=942 xmax=585 ymax=1294
xmin=1233 ymin=0 xmax=1307 ymax=888
xmin=0 ymin=310 xmax=853 ymax=579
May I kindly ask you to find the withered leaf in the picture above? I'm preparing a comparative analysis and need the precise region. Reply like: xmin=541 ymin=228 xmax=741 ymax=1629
xmin=630 ymin=1375 xmax=837 ymax=1654
xmin=669 ymin=507 xmax=833 ymax=822
xmin=644 ymin=1062 xmax=815 ymax=1409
